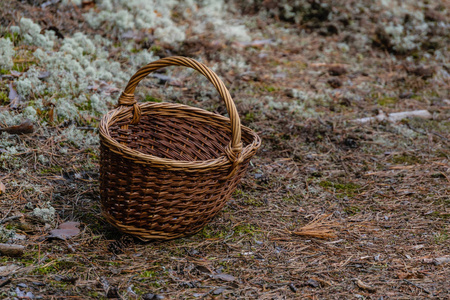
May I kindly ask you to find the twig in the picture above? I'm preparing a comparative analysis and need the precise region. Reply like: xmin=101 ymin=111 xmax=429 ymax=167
xmin=405 ymin=123 xmax=449 ymax=142
xmin=0 ymin=243 xmax=25 ymax=257
xmin=403 ymin=279 xmax=432 ymax=295
xmin=0 ymin=215 xmax=21 ymax=224
xmin=0 ymin=206 xmax=13 ymax=223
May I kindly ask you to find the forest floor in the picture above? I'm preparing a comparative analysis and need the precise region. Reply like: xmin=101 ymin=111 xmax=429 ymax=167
xmin=0 ymin=0 xmax=449 ymax=299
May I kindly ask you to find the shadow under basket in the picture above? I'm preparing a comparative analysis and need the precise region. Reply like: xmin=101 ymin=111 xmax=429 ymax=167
xmin=99 ymin=56 xmax=261 ymax=241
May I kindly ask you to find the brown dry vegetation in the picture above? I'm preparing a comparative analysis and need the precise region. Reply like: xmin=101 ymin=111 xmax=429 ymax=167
xmin=0 ymin=0 xmax=449 ymax=299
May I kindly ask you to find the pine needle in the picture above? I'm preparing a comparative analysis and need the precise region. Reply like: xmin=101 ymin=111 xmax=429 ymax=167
xmin=289 ymin=213 xmax=338 ymax=239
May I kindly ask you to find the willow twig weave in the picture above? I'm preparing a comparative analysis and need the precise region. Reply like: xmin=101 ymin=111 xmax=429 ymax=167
xmin=99 ymin=57 xmax=261 ymax=240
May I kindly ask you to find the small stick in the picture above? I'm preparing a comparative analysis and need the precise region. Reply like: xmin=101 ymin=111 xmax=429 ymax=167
xmin=0 ymin=215 xmax=21 ymax=224
xmin=403 ymin=279 xmax=432 ymax=295
xmin=0 ymin=243 xmax=25 ymax=257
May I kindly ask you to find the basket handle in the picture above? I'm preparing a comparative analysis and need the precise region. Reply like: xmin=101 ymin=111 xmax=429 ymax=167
xmin=118 ymin=56 xmax=243 ymax=171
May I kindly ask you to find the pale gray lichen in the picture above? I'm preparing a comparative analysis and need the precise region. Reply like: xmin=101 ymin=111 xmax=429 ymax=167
xmin=32 ymin=204 xmax=56 ymax=224
xmin=15 ymin=66 xmax=47 ymax=97
xmin=61 ymin=0 xmax=83 ymax=6
xmin=57 ymin=124 xmax=99 ymax=148
xmin=0 ymin=225 xmax=16 ymax=243
xmin=18 ymin=18 xmax=54 ymax=50
xmin=0 ymin=38 xmax=15 ymax=69
xmin=83 ymin=0 xmax=250 ymax=44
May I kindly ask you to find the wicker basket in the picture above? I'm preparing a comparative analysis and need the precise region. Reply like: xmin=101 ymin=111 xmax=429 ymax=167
xmin=99 ymin=56 xmax=261 ymax=241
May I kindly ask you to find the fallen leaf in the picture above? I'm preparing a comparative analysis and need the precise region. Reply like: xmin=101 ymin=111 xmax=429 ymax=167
xmin=0 ymin=119 xmax=34 ymax=135
xmin=8 ymin=82 xmax=23 ymax=109
xmin=38 ymin=71 xmax=51 ymax=79
xmin=0 ymin=264 xmax=20 ymax=276
xmin=211 ymin=273 xmax=236 ymax=282
xmin=397 ymin=272 xmax=414 ymax=279
xmin=0 ymin=181 xmax=5 ymax=194
xmin=307 ymin=278 xmax=320 ymax=288
xmin=10 ymin=71 xmax=22 ymax=77
xmin=48 ymin=221 xmax=80 ymax=240
xmin=355 ymin=279 xmax=377 ymax=293
xmin=149 ymin=73 xmax=182 ymax=86
xmin=15 ymin=287 xmax=34 ymax=299
xmin=433 ymin=256 xmax=450 ymax=265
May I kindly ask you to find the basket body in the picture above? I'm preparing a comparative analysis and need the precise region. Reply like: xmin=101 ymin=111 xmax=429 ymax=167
xmin=99 ymin=56 xmax=260 ymax=240
xmin=100 ymin=103 xmax=259 ymax=240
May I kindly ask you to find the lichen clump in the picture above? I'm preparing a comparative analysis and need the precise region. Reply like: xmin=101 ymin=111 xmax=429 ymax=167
xmin=32 ymin=205 xmax=56 ymax=224
xmin=0 ymin=38 xmax=15 ymax=69
xmin=0 ymin=225 xmax=16 ymax=243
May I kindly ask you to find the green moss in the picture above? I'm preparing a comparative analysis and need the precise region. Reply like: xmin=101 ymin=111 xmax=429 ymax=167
xmin=243 ymin=197 xmax=264 ymax=207
xmin=434 ymin=231 xmax=448 ymax=244
xmin=244 ymin=112 xmax=255 ymax=122
xmin=199 ymin=224 xmax=229 ymax=239
xmin=49 ymin=280 xmax=69 ymax=290
xmin=150 ymin=45 xmax=162 ymax=52
xmin=40 ymin=165 xmax=63 ymax=174
xmin=0 ymin=91 xmax=8 ymax=104
xmin=144 ymin=95 xmax=162 ymax=103
xmin=217 ymin=260 xmax=232 ymax=273
xmin=3 ymin=32 xmax=20 ymax=44
xmin=319 ymin=180 xmax=361 ymax=197
xmin=377 ymin=96 xmax=397 ymax=107
xmin=407 ymin=118 xmax=450 ymax=134
xmin=264 ymin=86 xmax=277 ymax=92
xmin=85 ymin=148 xmax=99 ymax=160
xmin=35 ymin=264 xmax=57 ymax=275
xmin=12 ymin=61 xmax=36 ymax=73
xmin=140 ymin=270 xmax=157 ymax=278
xmin=430 ymin=211 xmax=450 ymax=220
xmin=87 ymin=291 xmax=100 ymax=298
xmin=391 ymin=154 xmax=421 ymax=165
xmin=233 ymin=189 xmax=263 ymax=207
xmin=234 ymin=224 xmax=257 ymax=236
xmin=344 ymin=206 xmax=361 ymax=215
xmin=282 ymin=194 xmax=302 ymax=204
xmin=34 ymin=259 xmax=78 ymax=275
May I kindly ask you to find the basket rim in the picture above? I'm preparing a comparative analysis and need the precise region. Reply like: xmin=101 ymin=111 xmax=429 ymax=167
xmin=99 ymin=102 xmax=261 ymax=171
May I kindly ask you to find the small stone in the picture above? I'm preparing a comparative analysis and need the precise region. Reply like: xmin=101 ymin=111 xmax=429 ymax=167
xmin=288 ymin=283 xmax=297 ymax=292
xmin=307 ymin=278 xmax=320 ymax=288
xmin=143 ymin=294 xmax=164 ymax=300
xmin=213 ymin=287 xmax=226 ymax=295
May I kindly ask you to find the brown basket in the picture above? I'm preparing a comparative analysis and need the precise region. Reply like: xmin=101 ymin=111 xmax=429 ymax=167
xmin=99 ymin=56 xmax=261 ymax=241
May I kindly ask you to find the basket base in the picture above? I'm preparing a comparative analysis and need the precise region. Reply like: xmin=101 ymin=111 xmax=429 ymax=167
xmin=102 ymin=212 xmax=205 ymax=241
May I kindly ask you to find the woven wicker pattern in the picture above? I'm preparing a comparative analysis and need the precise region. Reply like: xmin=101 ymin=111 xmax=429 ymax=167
xmin=99 ymin=56 xmax=261 ymax=240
